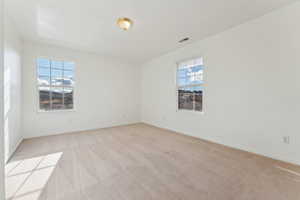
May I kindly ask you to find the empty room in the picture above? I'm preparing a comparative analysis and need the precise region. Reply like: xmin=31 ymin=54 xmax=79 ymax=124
xmin=1 ymin=0 xmax=300 ymax=199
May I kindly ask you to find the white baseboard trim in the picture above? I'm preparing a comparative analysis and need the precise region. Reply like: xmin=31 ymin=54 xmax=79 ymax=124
xmin=142 ymin=120 xmax=300 ymax=167
xmin=24 ymin=121 xmax=142 ymax=139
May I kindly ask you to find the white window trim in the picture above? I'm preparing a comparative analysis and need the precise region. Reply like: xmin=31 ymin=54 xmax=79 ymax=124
xmin=36 ymin=57 xmax=76 ymax=113
xmin=175 ymin=57 xmax=204 ymax=113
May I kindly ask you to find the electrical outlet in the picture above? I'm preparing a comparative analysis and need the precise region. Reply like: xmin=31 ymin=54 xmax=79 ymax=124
xmin=283 ymin=136 xmax=290 ymax=144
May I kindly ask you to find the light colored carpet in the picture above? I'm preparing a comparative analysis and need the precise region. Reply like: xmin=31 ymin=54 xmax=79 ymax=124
xmin=5 ymin=123 xmax=300 ymax=200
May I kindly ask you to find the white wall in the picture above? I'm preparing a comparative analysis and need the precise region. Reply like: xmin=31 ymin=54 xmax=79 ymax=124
xmin=4 ymin=17 xmax=23 ymax=162
xmin=22 ymin=41 xmax=140 ymax=138
xmin=0 ymin=0 xmax=5 ymax=198
xmin=141 ymin=2 xmax=300 ymax=165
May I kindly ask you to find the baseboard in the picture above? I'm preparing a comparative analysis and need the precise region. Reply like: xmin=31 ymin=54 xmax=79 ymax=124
xmin=24 ymin=121 xmax=142 ymax=139
xmin=141 ymin=121 xmax=300 ymax=167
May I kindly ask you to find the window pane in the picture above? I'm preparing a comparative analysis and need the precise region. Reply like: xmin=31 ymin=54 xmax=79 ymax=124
xmin=52 ymin=69 xmax=63 ymax=77
xmin=195 ymin=90 xmax=203 ymax=111
xmin=63 ymin=70 xmax=74 ymax=78
xmin=51 ymin=87 xmax=64 ymax=110
xmin=178 ymin=86 xmax=203 ymax=111
xmin=178 ymin=88 xmax=194 ymax=110
xmin=38 ymin=76 xmax=50 ymax=86
xmin=38 ymin=67 xmax=50 ymax=77
xmin=52 ymin=61 xmax=63 ymax=69
xmin=39 ymin=86 xmax=50 ymax=110
xmin=51 ymin=69 xmax=63 ymax=86
xmin=62 ymin=78 xmax=74 ymax=86
xmin=37 ymin=58 xmax=50 ymax=68
xmin=64 ymin=62 xmax=75 ymax=71
xmin=63 ymin=70 xmax=74 ymax=86
xmin=64 ymin=87 xmax=73 ymax=109
xmin=177 ymin=65 xmax=204 ymax=87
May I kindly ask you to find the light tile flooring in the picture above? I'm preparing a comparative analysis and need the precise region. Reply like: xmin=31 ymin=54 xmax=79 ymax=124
xmin=5 ymin=123 xmax=300 ymax=200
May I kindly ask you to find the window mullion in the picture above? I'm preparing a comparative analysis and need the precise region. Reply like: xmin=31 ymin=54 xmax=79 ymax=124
xmin=193 ymin=92 xmax=195 ymax=111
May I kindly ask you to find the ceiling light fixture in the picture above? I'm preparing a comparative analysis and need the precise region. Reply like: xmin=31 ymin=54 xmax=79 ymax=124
xmin=117 ymin=18 xmax=133 ymax=30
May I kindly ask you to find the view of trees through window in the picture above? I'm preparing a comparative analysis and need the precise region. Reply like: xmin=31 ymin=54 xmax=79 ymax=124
xmin=37 ymin=58 xmax=75 ymax=111
xmin=177 ymin=58 xmax=203 ymax=112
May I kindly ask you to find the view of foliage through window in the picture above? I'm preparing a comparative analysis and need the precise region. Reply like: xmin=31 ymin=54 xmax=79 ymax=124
xmin=177 ymin=58 xmax=203 ymax=112
xmin=37 ymin=58 xmax=75 ymax=111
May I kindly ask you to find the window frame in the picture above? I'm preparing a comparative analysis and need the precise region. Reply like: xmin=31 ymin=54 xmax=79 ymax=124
xmin=36 ymin=57 xmax=76 ymax=113
xmin=175 ymin=57 xmax=204 ymax=113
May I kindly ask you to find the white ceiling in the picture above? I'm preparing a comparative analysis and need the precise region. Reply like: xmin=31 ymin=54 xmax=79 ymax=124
xmin=6 ymin=0 xmax=298 ymax=64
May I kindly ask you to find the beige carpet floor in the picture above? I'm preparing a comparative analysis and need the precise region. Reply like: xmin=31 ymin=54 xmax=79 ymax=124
xmin=5 ymin=123 xmax=300 ymax=200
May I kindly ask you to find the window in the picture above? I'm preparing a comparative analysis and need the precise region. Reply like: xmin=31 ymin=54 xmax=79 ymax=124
xmin=37 ymin=58 xmax=75 ymax=111
xmin=177 ymin=58 xmax=204 ymax=112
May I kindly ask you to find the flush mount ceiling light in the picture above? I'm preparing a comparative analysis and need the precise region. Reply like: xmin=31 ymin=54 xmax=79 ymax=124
xmin=117 ymin=17 xmax=133 ymax=30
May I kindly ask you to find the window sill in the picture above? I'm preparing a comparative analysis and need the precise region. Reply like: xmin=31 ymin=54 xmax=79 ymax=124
xmin=176 ymin=109 xmax=204 ymax=115
xmin=37 ymin=109 xmax=76 ymax=113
